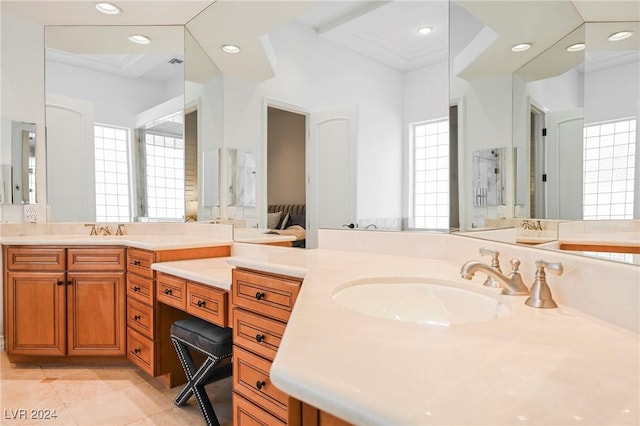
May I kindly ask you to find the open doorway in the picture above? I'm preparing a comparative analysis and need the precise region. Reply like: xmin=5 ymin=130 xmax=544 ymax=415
xmin=530 ymin=105 xmax=546 ymax=218
xmin=266 ymin=106 xmax=307 ymax=245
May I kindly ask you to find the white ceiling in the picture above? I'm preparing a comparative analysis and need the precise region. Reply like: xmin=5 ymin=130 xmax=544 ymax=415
xmin=1 ymin=0 xmax=638 ymax=82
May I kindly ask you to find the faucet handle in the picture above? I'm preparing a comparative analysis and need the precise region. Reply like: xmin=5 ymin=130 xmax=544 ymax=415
xmin=536 ymin=260 xmax=563 ymax=275
xmin=479 ymin=248 xmax=502 ymax=271
xmin=85 ymin=223 xmax=98 ymax=236
xmin=479 ymin=248 xmax=502 ymax=288
xmin=525 ymin=260 xmax=563 ymax=309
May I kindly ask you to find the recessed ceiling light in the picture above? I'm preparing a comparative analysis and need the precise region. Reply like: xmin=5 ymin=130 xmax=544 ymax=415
xmin=566 ymin=43 xmax=585 ymax=52
xmin=417 ymin=26 xmax=433 ymax=36
xmin=128 ymin=34 xmax=151 ymax=45
xmin=95 ymin=2 xmax=121 ymax=15
xmin=221 ymin=44 xmax=240 ymax=54
xmin=511 ymin=43 xmax=532 ymax=52
xmin=608 ymin=30 xmax=634 ymax=42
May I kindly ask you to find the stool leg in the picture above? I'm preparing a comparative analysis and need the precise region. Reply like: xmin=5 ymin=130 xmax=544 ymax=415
xmin=171 ymin=338 xmax=222 ymax=426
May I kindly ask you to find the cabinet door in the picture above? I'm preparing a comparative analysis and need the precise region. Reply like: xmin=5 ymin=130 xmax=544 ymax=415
xmin=67 ymin=272 xmax=126 ymax=355
xmin=6 ymin=272 xmax=66 ymax=355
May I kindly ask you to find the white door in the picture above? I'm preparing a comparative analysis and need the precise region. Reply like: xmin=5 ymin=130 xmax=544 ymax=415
xmin=307 ymin=106 xmax=358 ymax=248
xmin=45 ymin=94 xmax=96 ymax=221
xmin=545 ymin=109 xmax=583 ymax=219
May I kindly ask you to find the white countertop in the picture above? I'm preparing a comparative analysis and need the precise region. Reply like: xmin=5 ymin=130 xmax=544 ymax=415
xmin=223 ymin=246 xmax=639 ymax=426
xmin=233 ymin=228 xmax=297 ymax=244
xmin=0 ymin=234 xmax=233 ymax=250
xmin=151 ymin=257 xmax=233 ymax=291
xmin=559 ymin=231 xmax=640 ymax=247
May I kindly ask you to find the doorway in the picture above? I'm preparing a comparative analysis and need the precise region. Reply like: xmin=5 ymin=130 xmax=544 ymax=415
xmin=266 ymin=106 xmax=306 ymax=213
xmin=530 ymin=106 xmax=546 ymax=218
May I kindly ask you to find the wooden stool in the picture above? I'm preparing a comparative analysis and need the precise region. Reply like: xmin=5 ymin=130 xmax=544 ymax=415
xmin=170 ymin=317 xmax=233 ymax=426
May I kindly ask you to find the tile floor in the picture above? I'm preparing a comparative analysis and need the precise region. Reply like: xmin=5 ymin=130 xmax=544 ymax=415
xmin=0 ymin=351 xmax=232 ymax=425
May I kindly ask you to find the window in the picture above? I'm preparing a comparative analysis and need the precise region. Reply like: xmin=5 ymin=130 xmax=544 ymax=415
xmin=410 ymin=118 xmax=449 ymax=229
xmin=94 ymin=124 xmax=131 ymax=222
xmin=144 ymin=112 xmax=185 ymax=220
xmin=583 ymin=118 xmax=636 ymax=220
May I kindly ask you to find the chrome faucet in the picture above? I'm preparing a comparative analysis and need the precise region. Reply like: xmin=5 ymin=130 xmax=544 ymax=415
xmin=522 ymin=219 xmax=543 ymax=231
xmin=460 ymin=258 xmax=529 ymax=296
xmin=97 ymin=225 xmax=112 ymax=236
xmin=479 ymin=247 xmax=502 ymax=288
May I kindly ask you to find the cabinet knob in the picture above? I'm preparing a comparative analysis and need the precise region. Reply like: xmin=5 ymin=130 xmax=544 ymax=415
xmin=133 ymin=286 xmax=140 ymax=292
xmin=56 ymin=280 xmax=64 ymax=286
xmin=67 ymin=280 xmax=73 ymax=285
xmin=255 ymin=334 xmax=265 ymax=343
xmin=164 ymin=289 xmax=172 ymax=295
xmin=256 ymin=381 xmax=266 ymax=390
xmin=133 ymin=260 xmax=141 ymax=266
xmin=197 ymin=300 xmax=205 ymax=307
xmin=134 ymin=348 xmax=141 ymax=354
xmin=255 ymin=292 xmax=265 ymax=300
xmin=134 ymin=315 xmax=141 ymax=321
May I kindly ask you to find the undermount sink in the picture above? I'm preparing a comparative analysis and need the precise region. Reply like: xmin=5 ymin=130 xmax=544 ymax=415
xmin=332 ymin=279 xmax=511 ymax=326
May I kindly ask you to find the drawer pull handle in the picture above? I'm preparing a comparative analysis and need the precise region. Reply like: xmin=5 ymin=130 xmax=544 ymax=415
xmin=197 ymin=300 xmax=205 ymax=307
xmin=255 ymin=292 xmax=265 ymax=300
xmin=164 ymin=289 xmax=173 ymax=295
xmin=133 ymin=286 xmax=141 ymax=292
xmin=134 ymin=348 xmax=141 ymax=354
xmin=256 ymin=381 xmax=266 ymax=390
xmin=255 ymin=334 xmax=265 ymax=343
xmin=133 ymin=260 xmax=141 ymax=266
xmin=134 ymin=315 xmax=141 ymax=321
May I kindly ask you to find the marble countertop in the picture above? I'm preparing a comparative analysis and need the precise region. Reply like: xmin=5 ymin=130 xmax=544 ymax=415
xmin=151 ymin=257 xmax=233 ymax=291
xmin=233 ymin=228 xmax=296 ymax=244
xmin=0 ymin=234 xmax=233 ymax=250
xmin=222 ymin=246 xmax=639 ymax=426
xmin=558 ymin=231 xmax=640 ymax=247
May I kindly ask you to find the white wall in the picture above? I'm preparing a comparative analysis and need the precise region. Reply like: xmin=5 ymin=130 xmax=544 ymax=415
xmin=403 ymin=61 xmax=450 ymax=224
xmin=46 ymin=61 xmax=180 ymax=129
xmin=450 ymin=74 xmax=513 ymax=228
xmin=1 ymin=14 xmax=46 ymax=221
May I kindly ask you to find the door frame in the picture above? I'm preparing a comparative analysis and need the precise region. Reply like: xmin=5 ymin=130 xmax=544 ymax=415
xmin=261 ymin=98 xmax=309 ymax=229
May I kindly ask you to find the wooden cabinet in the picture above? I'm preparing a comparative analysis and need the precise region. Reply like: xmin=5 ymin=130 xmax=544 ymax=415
xmin=3 ymin=245 xmax=126 ymax=357
xmin=67 ymin=271 xmax=125 ymax=355
xmin=5 ymin=271 xmax=67 ymax=356
xmin=231 ymin=268 xmax=303 ymax=426
xmin=126 ymin=245 xmax=230 ymax=386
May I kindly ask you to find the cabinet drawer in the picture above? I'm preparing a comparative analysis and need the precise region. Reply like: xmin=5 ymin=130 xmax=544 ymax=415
xmin=127 ymin=248 xmax=154 ymax=278
xmin=156 ymin=272 xmax=186 ymax=310
xmin=233 ymin=393 xmax=288 ymax=426
xmin=67 ymin=247 xmax=126 ymax=272
xmin=127 ymin=298 xmax=154 ymax=339
xmin=234 ymin=346 xmax=297 ymax=422
xmin=127 ymin=273 xmax=154 ymax=305
xmin=232 ymin=269 xmax=301 ymax=322
xmin=233 ymin=308 xmax=285 ymax=361
xmin=5 ymin=247 xmax=66 ymax=271
xmin=186 ymin=281 xmax=228 ymax=327
xmin=127 ymin=328 xmax=155 ymax=377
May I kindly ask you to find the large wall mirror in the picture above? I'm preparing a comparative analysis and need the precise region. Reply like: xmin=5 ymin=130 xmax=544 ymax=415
xmin=186 ymin=0 xmax=451 ymax=247
xmin=45 ymin=25 xmax=186 ymax=222
xmin=0 ymin=120 xmax=37 ymax=205
xmin=513 ymin=21 xmax=639 ymax=223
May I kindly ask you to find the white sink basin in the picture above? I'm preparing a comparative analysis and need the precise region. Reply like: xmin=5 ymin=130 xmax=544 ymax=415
xmin=332 ymin=279 xmax=511 ymax=326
